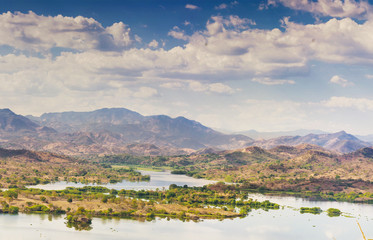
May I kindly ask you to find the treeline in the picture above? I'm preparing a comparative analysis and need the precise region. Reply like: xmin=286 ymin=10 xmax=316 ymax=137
xmin=0 ymin=182 xmax=280 ymax=222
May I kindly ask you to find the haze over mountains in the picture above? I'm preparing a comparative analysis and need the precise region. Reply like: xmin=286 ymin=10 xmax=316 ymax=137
xmin=237 ymin=129 xmax=328 ymax=140
xmin=251 ymin=131 xmax=371 ymax=154
xmin=1 ymin=108 xmax=252 ymax=155
xmin=0 ymin=108 xmax=372 ymax=155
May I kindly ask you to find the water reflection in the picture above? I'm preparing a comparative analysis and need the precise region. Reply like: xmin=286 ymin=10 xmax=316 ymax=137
xmin=29 ymin=170 xmax=216 ymax=191
xmin=0 ymin=210 xmax=370 ymax=240
xmin=6 ymin=171 xmax=372 ymax=239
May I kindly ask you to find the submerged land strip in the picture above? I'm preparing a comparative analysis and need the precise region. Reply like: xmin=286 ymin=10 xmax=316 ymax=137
xmin=0 ymin=183 xmax=280 ymax=230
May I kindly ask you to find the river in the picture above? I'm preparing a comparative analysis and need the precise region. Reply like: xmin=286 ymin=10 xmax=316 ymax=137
xmin=2 ymin=171 xmax=372 ymax=240
xmin=29 ymin=170 xmax=216 ymax=190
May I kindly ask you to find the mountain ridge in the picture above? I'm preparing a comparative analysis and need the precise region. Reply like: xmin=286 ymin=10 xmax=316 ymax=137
xmin=0 ymin=108 xmax=371 ymax=155
xmin=0 ymin=108 xmax=253 ymax=155
xmin=250 ymin=131 xmax=371 ymax=153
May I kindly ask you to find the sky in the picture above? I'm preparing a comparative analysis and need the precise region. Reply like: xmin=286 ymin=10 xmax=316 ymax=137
xmin=1 ymin=0 xmax=373 ymax=134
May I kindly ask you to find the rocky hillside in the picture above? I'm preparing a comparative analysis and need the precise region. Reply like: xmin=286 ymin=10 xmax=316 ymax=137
xmin=251 ymin=131 xmax=371 ymax=153
xmin=0 ymin=108 xmax=253 ymax=155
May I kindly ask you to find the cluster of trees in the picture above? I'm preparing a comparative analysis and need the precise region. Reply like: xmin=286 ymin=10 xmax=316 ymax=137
xmin=299 ymin=206 xmax=341 ymax=217
xmin=0 ymin=157 xmax=150 ymax=188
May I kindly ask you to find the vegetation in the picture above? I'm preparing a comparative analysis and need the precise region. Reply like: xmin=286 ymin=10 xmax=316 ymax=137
xmin=300 ymin=207 xmax=322 ymax=215
xmin=94 ymin=145 xmax=373 ymax=204
xmin=327 ymin=208 xmax=341 ymax=217
xmin=0 ymin=149 xmax=150 ymax=188
xmin=0 ymin=145 xmax=368 ymax=232
xmin=66 ymin=207 xmax=92 ymax=231
xmin=0 ymin=182 xmax=281 ymax=230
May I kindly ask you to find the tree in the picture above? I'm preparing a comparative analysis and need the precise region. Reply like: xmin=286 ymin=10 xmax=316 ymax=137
xmin=3 ymin=190 xmax=18 ymax=201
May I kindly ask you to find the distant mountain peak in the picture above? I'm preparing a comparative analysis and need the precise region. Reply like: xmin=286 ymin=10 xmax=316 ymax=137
xmin=251 ymin=131 xmax=371 ymax=153
xmin=0 ymin=108 xmax=13 ymax=112
xmin=0 ymin=108 xmax=40 ymax=132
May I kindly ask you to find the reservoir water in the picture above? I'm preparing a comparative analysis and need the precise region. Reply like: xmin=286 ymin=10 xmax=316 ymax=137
xmin=29 ymin=170 xmax=216 ymax=190
xmin=3 ymin=171 xmax=373 ymax=240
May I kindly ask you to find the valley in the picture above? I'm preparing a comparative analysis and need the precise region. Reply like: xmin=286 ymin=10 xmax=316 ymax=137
xmin=0 ymin=107 xmax=373 ymax=238
xmin=1 ymin=107 xmax=373 ymax=201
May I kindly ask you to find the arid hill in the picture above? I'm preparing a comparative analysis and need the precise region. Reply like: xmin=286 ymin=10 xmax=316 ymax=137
xmin=1 ymin=108 xmax=253 ymax=155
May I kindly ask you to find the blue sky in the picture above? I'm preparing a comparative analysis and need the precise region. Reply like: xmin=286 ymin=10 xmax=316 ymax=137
xmin=1 ymin=0 xmax=373 ymax=134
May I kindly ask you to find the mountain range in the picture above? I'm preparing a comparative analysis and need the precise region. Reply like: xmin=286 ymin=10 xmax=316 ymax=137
xmin=0 ymin=108 xmax=252 ymax=155
xmin=0 ymin=108 xmax=371 ymax=155
xmin=251 ymin=131 xmax=371 ymax=153
xmin=237 ymin=129 xmax=328 ymax=140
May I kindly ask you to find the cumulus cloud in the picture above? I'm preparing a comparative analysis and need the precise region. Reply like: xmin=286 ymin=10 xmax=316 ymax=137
xmin=148 ymin=39 xmax=159 ymax=48
xmin=215 ymin=1 xmax=239 ymax=10
xmin=160 ymin=82 xmax=185 ymax=89
xmin=168 ymin=26 xmax=189 ymax=40
xmin=270 ymin=0 xmax=372 ymax=19
xmin=329 ymin=75 xmax=354 ymax=87
xmin=252 ymin=77 xmax=295 ymax=85
xmin=160 ymin=81 xmax=236 ymax=94
xmin=279 ymin=17 xmax=373 ymax=64
xmin=185 ymin=4 xmax=199 ymax=10
xmin=0 ymin=11 xmax=133 ymax=52
xmin=133 ymin=87 xmax=159 ymax=98
xmin=188 ymin=81 xmax=235 ymax=94
xmin=323 ymin=96 xmax=373 ymax=111
xmin=215 ymin=4 xmax=228 ymax=10
xmin=4 ymin=12 xmax=373 ymax=118
xmin=6 ymin=12 xmax=373 ymax=87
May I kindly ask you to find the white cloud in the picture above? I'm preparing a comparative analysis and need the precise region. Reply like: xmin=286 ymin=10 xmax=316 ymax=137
xmin=184 ymin=21 xmax=191 ymax=26
xmin=259 ymin=0 xmax=277 ymax=10
xmin=188 ymin=81 xmax=235 ymax=94
xmin=226 ymin=15 xmax=256 ymax=27
xmin=168 ymin=27 xmax=189 ymax=41
xmin=0 ymin=11 xmax=133 ymax=52
xmin=132 ymin=87 xmax=159 ymax=98
xmin=208 ymin=83 xmax=235 ymax=93
xmin=4 ymin=11 xmax=373 ymax=123
xmin=279 ymin=17 xmax=373 ymax=64
xmin=160 ymin=81 xmax=235 ymax=94
xmin=148 ymin=39 xmax=159 ymax=48
xmin=185 ymin=4 xmax=199 ymax=10
xmin=215 ymin=1 xmax=239 ymax=10
xmin=272 ymin=0 xmax=372 ymax=19
xmin=329 ymin=75 xmax=354 ymax=87
xmin=252 ymin=77 xmax=295 ymax=85
xmin=5 ymin=12 xmax=373 ymax=88
xmin=215 ymin=3 xmax=228 ymax=10
xmin=160 ymin=82 xmax=185 ymax=89
xmin=134 ymin=35 xmax=142 ymax=43
xmin=323 ymin=96 xmax=373 ymax=111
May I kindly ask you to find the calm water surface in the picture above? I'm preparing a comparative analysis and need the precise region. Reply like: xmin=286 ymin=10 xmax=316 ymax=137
xmin=4 ymin=171 xmax=372 ymax=240
xmin=29 ymin=170 xmax=216 ymax=190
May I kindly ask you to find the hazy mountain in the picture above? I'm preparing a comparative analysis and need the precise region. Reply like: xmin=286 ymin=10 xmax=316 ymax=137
xmin=251 ymin=131 xmax=371 ymax=153
xmin=238 ymin=129 xmax=328 ymax=140
xmin=2 ymin=108 xmax=370 ymax=155
xmin=0 ymin=108 xmax=41 ymax=133
xmin=37 ymin=108 xmax=144 ymax=133
xmin=355 ymin=134 xmax=373 ymax=144
xmin=24 ymin=108 xmax=253 ymax=154
xmin=0 ymin=109 xmax=56 ymax=135
xmin=0 ymin=147 xmax=70 ymax=163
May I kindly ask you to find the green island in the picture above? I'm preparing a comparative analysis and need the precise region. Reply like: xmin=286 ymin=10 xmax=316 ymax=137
xmin=299 ymin=207 xmax=342 ymax=217
xmin=0 ymin=182 xmax=280 ymax=230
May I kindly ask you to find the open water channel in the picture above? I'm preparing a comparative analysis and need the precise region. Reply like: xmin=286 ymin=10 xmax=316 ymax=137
xmin=2 ymin=171 xmax=372 ymax=240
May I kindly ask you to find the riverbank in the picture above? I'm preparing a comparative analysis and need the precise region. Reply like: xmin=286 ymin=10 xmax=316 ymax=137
xmin=0 ymin=184 xmax=280 ymax=228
